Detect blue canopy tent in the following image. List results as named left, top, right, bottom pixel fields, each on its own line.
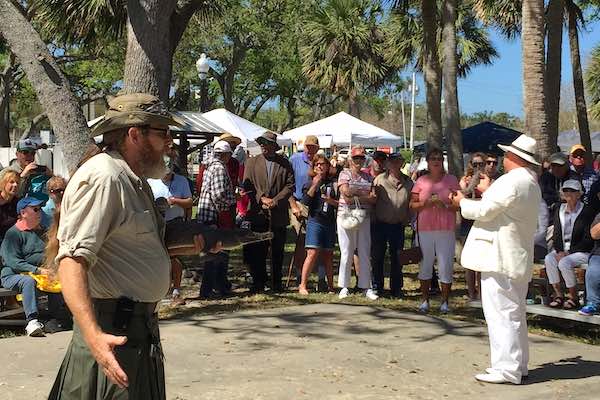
left=413, top=121, right=522, bottom=154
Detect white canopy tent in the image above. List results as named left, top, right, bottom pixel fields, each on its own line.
left=282, top=111, right=403, bottom=148
left=201, top=108, right=291, bottom=148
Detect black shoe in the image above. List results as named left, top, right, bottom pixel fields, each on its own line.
left=43, top=318, right=70, bottom=334
left=317, top=279, right=328, bottom=292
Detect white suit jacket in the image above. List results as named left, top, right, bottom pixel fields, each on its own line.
left=460, top=167, right=542, bottom=281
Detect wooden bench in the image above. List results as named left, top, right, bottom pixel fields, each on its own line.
left=0, top=287, right=26, bottom=326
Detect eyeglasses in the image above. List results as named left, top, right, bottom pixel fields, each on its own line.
left=562, top=189, right=579, bottom=193
left=145, top=126, right=170, bottom=139
left=50, top=188, right=65, bottom=194
left=486, top=160, right=498, bottom=165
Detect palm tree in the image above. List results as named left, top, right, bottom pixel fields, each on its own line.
left=442, top=0, right=462, bottom=176
left=421, top=0, right=443, bottom=148
left=300, top=0, right=392, bottom=117
left=522, top=0, right=550, bottom=158
left=587, top=44, right=600, bottom=120
left=545, top=0, right=565, bottom=151
left=565, top=0, right=592, bottom=166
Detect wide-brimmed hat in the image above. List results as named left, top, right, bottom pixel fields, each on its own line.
left=498, top=135, right=540, bottom=166
left=256, top=131, right=280, bottom=149
left=90, top=93, right=183, bottom=137
left=218, top=132, right=242, bottom=147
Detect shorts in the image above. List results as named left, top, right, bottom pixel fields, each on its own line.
left=305, top=218, right=336, bottom=250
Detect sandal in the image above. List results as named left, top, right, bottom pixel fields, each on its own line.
left=563, top=298, right=580, bottom=310
left=549, top=297, right=564, bottom=308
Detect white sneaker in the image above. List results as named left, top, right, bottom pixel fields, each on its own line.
left=25, top=319, right=45, bottom=337
left=364, top=289, right=378, bottom=300
left=338, top=287, right=349, bottom=299
left=418, top=301, right=430, bottom=313
left=440, top=301, right=450, bottom=314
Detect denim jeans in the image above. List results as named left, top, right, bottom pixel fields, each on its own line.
left=200, top=252, right=230, bottom=296
left=586, top=255, right=600, bottom=306
left=371, top=222, right=405, bottom=294
left=1, top=274, right=38, bottom=321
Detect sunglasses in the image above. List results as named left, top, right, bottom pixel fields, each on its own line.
left=571, top=154, right=585, bottom=159
left=472, top=161, right=485, bottom=167
left=428, top=157, right=444, bottom=161
left=352, top=156, right=365, bottom=160
left=486, top=160, right=498, bottom=165
left=50, top=188, right=65, bottom=194
left=562, top=188, right=579, bottom=193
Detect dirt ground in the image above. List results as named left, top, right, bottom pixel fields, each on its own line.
left=1, top=303, right=600, bottom=400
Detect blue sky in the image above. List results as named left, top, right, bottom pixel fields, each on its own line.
left=411, top=20, right=600, bottom=117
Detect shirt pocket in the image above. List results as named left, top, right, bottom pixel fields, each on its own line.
left=473, top=229, right=495, bottom=244
left=133, top=211, right=156, bottom=235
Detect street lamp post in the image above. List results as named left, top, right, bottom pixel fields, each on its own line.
left=195, top=53, right=210, bottom=112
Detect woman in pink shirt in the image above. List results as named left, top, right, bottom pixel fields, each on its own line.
left=409, top=148, right=460, bottom=313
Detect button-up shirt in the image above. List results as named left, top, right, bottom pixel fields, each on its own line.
left=373, top=171, right=413, bottom=224
left=57, top=151, right=171, bottom=302
left=197, top=157, right=236, bottom=224
left=290, top=151, right=311, bottom=200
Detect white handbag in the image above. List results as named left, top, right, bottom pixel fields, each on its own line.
left=339, top=197, right=367, bottom=230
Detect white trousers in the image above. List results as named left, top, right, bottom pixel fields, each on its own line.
left=544, top=250, right=589, bottom=287
left=481, top=272, right=529, bottom=384
left=337, top=216, right=372, bottom=289
left=417, top=231, right=455, bottom=284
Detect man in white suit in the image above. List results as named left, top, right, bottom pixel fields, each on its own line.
left=449, top=135, right=541, bottom=385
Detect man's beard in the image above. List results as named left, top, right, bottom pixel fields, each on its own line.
left=140, top=145, right=169, bottom=179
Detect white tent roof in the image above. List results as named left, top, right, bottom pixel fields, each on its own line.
left=282, top=112, right=403, bottom=148
left=201, top=108, right=291, bottom=148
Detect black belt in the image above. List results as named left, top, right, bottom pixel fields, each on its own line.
left=92, top=298, right=157, bottom=317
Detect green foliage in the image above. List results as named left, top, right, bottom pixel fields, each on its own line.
left=460, top=110, right=524, bottom=130
left=586, top=43, right=600, bottom=120
left=384, top=2, right=498, bottom=77
left=300, top=0, right=393, bottom=101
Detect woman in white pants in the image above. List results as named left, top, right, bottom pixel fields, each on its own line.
left=336, top=146, right=377, bottom=300
left=545, top=179, right=595, bottom=309
left=409, top=147, right=460, bottom=313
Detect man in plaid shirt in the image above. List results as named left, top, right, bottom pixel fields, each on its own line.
left=197, top=140, right=236, bottom=297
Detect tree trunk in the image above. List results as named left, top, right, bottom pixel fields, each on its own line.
left=442, top=0, right=463, bottom=177
left=522, top=0, right=550, bottom=159
left=348, top=94, right=360, bottom=118
left=0, top=0, right=91, bottom=171
left=0, top=54, right=16, bottom=147
left=283, top=96, right=297, bottom=131
left=544, top=0, right=564, bottom=152
left=422, top=0, right=443, bottom=149
left=122, top=0, right=177, bottom=102
left=567, top=5, right=592, bottom=167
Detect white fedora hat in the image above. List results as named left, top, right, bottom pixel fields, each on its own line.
left=498, top=135, right=540, bottom=166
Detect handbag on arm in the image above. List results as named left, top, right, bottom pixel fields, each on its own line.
left=397, top=212, right=422, bottom=265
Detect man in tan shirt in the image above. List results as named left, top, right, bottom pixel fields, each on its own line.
left=371, top=153, right=413, bottom=297
left=49, top=93, right=214, bottom=400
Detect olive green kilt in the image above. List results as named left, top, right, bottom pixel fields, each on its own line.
left=48, top=303, right=165, bottom=400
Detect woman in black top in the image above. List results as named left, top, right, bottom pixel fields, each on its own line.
left=298, top=155, right=338, bottom=294
left=0, top=170, right=20, bottom=242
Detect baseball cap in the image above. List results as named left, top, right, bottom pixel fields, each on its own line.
left=304, top=135, right=319, bottom=147
left=17, top=139, right=37, bottom=152
left=388, top=152, right=405, bottom=161
left=548, top=152, right=568, bottom=166
left=570, top=144, right=586, bottom=154
left=16, top=197, right=44, bottom=214
left=213, top=140, right=232, bottom=153
left=562, top=179, right=583, bottom=192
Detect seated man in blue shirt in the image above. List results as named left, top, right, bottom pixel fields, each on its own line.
left=0, top=197, right=64, bottom=336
